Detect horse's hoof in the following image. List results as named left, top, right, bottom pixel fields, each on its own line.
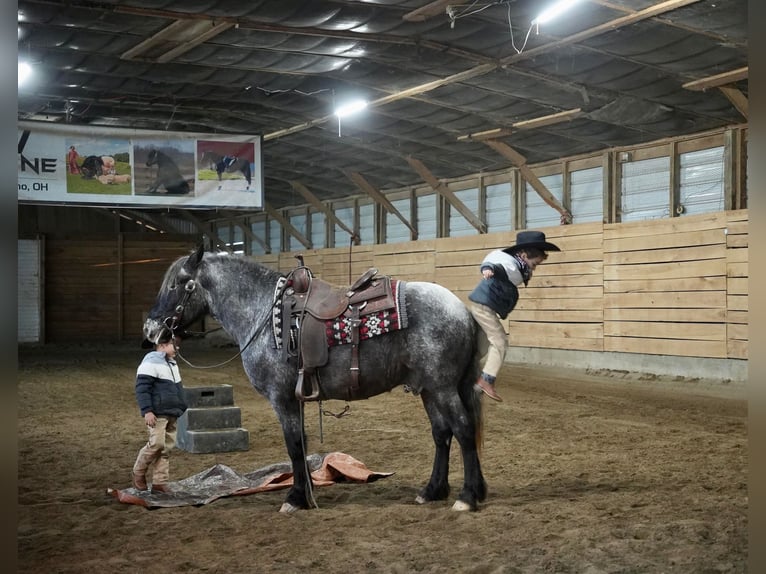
left=414, top=495, right=427, bottom=505
left=279, top=502, right=300, bottom=513
left=451, top=500, right=473, bottom=512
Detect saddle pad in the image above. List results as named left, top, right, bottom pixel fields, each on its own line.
left=325, top=279, right=408, bottom=347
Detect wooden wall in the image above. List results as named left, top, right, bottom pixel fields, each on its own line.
left=36, top=211, right=748, bottom=362
left=42, top=234, right=197, bottom=342
left=257, top=211, right=748, bottom=361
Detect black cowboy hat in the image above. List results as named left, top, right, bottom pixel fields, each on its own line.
left=502, top=230, right=561, bottom=255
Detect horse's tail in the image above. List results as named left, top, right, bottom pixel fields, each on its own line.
left=459, top=319, right=484, bottom=454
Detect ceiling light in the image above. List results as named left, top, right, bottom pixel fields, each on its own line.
left=532, top=0, right=581, bottom=25
left=334, top=99, right=368, bottom=119
left=18, top=61, right=32, bottom=86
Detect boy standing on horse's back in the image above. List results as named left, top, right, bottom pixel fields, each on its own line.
left=468, top=230, right=560, bottom=402
left=131, top=333, right=187, bottom=493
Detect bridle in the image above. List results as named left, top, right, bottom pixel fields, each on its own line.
left=160, top=270, right=273, bottom=370
left=162, top=277, right=197, bottom=336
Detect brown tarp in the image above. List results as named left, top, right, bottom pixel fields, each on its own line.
left=107, top=452, right=394, bottom=508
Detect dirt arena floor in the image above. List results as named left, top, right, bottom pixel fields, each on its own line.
left=17, top=342, right=747, bottom=573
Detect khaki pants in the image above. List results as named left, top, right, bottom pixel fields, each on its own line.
left=132, top=416, right=178, bottom=485
left=469, top=302, right=508, bottom=379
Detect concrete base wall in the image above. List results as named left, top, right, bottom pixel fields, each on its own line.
left=504, top=347, right=747, bottom=384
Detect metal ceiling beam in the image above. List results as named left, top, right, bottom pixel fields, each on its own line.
left=718, top=86, right=748, bottom=119
left=682, top=67, right=749, bottom=91
left=289, top=181, right=360, bottom=244
left=156, top=22, right=235, bottom=63
left=682, top=66, right=749, bottom=119
left=344, top=171, right=418, bottom=239
left=404, top=157, right=487, bottom=234
left=482, top=141, right=572, bottom=224
left=456, top=108, right=583, bottom=141
left=402, top=0, right=452, bottom=22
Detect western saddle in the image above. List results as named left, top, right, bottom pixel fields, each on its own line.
left=281, top=262, right=396, bottom=401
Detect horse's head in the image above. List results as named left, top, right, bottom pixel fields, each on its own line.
left=143, top=245, right=208, bottom=344
left=145, top=148, right=159, bottom=167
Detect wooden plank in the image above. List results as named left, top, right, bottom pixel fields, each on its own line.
left=521, top=286, right=604, bottom=299
left=604, top=276, right=726, bottom=293
left=605, top=291, right=725, bottom=308
left=529, top=274, right=605, bottom=288
left=726, top=235, right=748, bottom=248
left=727, top=294, right=748, bottom=311
left=604, top=213, right=726, bottom=239
left=604, top=228, right=726, bottom=253
left=511, top=335, right=604, bottom=351
left=512, top=309, right=603, bottom=322
left=516, top=298, right=605, bottom=311
left=434, top=234, right=514, bottom=253
left=726, top=210, right=748, bottom=222
left=604, top=308, right=725, bottom=322
left=604, top=321, right=726, bottom=341
left=604, top=337, right=726, bottom=358
left=725, top=220, right=749, bottom=235
left=603, top=259, right=725, bottom=281
left=374, top=240, right=436, bottom=256
left=509, top=322, right=602, bottom=339
left=538, top=261, right=603, bottom=276
left=727, top=340, right=748, bottom=359
left=726, top=310, right=748, bottom=324
left=727, top=323, right=748, bottom=341
left=726, top=250, right=748, bottom=264
left=727, top=277, right=748, bottom=295
left=543, top=247, right=604, bottom=263
left=727, top=262, right=748, bottom=276
left=603, top=243, right=726, bottom=265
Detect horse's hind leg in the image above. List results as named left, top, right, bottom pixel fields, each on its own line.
left=243, top=164, right=252, bottom=190
left=452, top=386, right=487, bottom=509
left=422, top=390, right=486, bottom=511
left=416, top=396, right=453, bottom=504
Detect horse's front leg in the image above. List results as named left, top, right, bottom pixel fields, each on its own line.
left=276, top=400, right=314, bottom=513
left=146, top=178, right=160, bottom=193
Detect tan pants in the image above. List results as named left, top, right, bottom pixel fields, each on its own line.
left=469, top=302, right=508, bottom=379
left=132, top=416, right=178, bottom=485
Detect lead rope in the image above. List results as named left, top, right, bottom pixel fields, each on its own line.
left=299, top=400, right=319, bottom=509
left=174, top=311, right=270, bottom=370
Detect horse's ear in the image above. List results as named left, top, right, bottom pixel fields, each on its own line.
left=184, top=244, right=205, bottom=271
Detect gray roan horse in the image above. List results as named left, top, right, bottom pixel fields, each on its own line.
left=143, top=246, right=487, bottom=512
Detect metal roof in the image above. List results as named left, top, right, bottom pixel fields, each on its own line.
left=17, top=0, right=748, bottom=214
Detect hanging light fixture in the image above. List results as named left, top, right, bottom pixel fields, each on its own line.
left=532, top=0, right=582, bottom=25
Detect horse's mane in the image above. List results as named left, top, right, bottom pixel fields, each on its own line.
left=158, top=251, right=282, bottom=294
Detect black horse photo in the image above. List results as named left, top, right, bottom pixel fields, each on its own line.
left=199, top=150, right=252, bottom=191
left=145, top=148, right=191, bottom=195
left=143, top=247, right=487, bottom=513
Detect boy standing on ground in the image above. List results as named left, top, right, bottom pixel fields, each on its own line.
left=132, top=334, right=187, bottom=493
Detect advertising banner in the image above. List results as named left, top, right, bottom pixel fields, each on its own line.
left=18, top=121, right=264, bottom=210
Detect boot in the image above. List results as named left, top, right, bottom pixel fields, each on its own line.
left=131, top=471, right=147, bottom=490
left=475, top=377, right=502, bottom=402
